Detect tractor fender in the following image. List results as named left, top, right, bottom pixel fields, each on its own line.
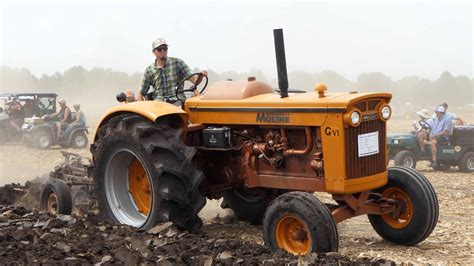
left=93, top=101, right=188, bottom=141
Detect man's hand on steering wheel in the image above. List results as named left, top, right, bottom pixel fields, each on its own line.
left=175, top=72, right=209, bottom=103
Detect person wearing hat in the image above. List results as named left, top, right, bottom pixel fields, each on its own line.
left=69, top=104, right=86, bottom=127
left=412, top=109, right=433, bottom=133
left=46, top=99, right=72, bottom=140
left=431, top=103, right=465, bottom=126
left=136, top=37, right=208, bottom=105
left=423, top=105, right=453, bottom=168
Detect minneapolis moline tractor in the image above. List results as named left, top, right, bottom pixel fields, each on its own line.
left=47, top=29, right=439, bottom=255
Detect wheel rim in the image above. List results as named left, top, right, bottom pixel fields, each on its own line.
left=467, top=157, right=474, bottom=170
left=39, top=135, right=50, bottom=148
left=403, top=156, right=414, bottom=168
left=276, top=215, right=311, bottom=255
left=381, top=187, right=413, bottom=229
left=46, top=192, right=58, bottom=215
left=105, top=148, right=153, bottom=228
left=74, top=135, right=86, bottom=147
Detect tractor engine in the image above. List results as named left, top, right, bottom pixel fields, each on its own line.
left=188, top=125, right=324, bottom=199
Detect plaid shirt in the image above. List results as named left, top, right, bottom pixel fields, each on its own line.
left=139, top=57, right=192, bottom=101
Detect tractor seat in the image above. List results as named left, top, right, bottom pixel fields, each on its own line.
left=201, top=79, right=274, bottom=100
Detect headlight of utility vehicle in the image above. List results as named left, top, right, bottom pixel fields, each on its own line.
left=393, top=139, right=400, bottom=144
left=380, top=105, right=391, bottom=121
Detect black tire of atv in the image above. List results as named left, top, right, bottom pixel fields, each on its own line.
left=71, top=131, right=88, bottom=149
left=458, top=151, right=474, bottom=173
left=368, top=166, right=439, bottom=245
left=263, top=191, right=338, bottom=254
left=90, top=114, right=205, bottom=232
left=393, top=150, right=417, bottom=169
left=39, top=179, right=73, bottom=215
left=221, top=189, right=268, bottom=225
left=34, top=130, right=53, bottom=149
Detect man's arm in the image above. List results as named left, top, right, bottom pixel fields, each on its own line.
left=437, top=118, right=453, bottom=137
left=137, top=69, right=151, bottom=101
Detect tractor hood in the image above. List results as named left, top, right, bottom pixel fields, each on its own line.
left=186, top=79, right=392, bottom=111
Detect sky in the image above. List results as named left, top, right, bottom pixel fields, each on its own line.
left=0, top=1, right=472, bottom=81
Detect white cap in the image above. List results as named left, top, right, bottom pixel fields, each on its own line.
left=152, top=38, right=167, bottom=49
left=435, top=105, right=446, bottom=113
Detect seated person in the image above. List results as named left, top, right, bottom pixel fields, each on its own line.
left=46, top=99, right=72, bottom=140
left=421, top=105, right=453, bottom=168
left=63, top=104, right=86, bottom=137
left=411, top=109, right=432, bottom=133
left=22, top=99, right=37, bottom=118
left=7, top=100, right=25, bottom=134
left=432, top=103, right=465, bottom=126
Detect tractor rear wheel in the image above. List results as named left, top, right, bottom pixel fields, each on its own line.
left=263, top=191, right=338, bottom=255
left=368, top=166, right=438, bottom=245
left=221, top=188, right=268, bottom=225
left=39, top=179, right=72, bottom=215
left=393, top=150, right=417, bottom=168
left=91, top=114, right=205, bottom=231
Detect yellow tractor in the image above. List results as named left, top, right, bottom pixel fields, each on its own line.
left=90, top=29, right=438, bottom=255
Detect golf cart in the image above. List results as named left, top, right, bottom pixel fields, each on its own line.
left=387, top=120, right=474, bottom=172
left=0, top=93, right=58, bottom=143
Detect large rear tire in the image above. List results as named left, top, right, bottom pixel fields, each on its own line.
left=263, top=191, right=338, bottom=255
left=39, top=179, right=72, bottom=215
left=221, top=188, right=268, bottom=225
left=368, top=166, right=438, bottom=245
left=91, top=114, right=205, bottom=232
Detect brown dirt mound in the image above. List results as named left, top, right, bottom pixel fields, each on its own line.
left=0, top=204, right=393, bottom=265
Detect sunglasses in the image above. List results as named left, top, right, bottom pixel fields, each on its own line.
left=155, top=46, right=168, bottom=52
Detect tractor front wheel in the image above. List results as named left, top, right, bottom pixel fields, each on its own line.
left=368, top=166, right=439, bottom=245
left=91, top=114, right=205, bottom=231
left=263, top=192, right=338, bottom=255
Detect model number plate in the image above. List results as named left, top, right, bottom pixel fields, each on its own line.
left=358, top=132, right=379, bottom=157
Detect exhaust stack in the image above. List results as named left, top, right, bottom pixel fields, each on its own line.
left=273, top=29, right=289, bottom=98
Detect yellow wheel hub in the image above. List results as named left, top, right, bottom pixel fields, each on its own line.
left=381, top=187, right=413, bottom=229
left=128, top=158, right=151, bottom=215
left=276, top=215, right=311, bottom=255
left=46, top=192, right=58, bottom=215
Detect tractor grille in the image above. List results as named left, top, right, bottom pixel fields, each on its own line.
left=345, top=120, right=387, bottom=179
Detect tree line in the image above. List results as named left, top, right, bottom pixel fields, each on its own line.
left=0, top=66, right=472, bottom=107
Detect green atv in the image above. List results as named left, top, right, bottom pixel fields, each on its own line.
left=387, top=122, right=474, bottom=172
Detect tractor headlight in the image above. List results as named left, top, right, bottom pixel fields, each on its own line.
left=344, top=109, right=362, bottom=127
left=380, top=105, right=391, bottom=121
left=351, top=111, right=360, bottom=125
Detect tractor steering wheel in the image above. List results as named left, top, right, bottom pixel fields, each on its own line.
left=175, top=73, right=208, bottom=103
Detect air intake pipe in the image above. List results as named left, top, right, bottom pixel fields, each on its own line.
left=273, top=29, right=289, bottom=98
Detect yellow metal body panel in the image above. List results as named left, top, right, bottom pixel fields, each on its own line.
left=185, top=89, right=392, bottom=194
left=93, top=101, right=188, bottom=141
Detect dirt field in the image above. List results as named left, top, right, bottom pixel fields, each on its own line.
left=0, top=119, right=473, bottom=264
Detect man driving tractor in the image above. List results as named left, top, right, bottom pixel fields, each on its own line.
left=136, top=37, right=208, bottom=105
